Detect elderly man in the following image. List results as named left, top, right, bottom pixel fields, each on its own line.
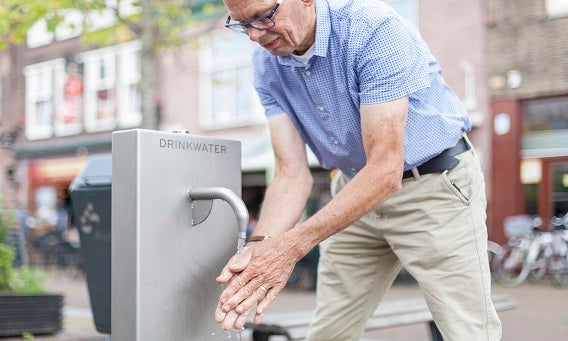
left=214, top=0, right=502, bottom=339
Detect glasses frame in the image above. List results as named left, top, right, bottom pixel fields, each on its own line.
left=225, top=0, right=283, bottom=34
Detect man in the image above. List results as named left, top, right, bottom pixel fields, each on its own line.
left=215, top=0, right=502, bottom=339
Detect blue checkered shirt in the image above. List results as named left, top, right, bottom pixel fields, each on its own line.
left=253, top=0, right=471, bottom=177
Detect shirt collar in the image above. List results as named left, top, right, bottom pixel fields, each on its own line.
left=313, top=0, right=330, bottom=58
left=277, top=0, right=330, bottom=66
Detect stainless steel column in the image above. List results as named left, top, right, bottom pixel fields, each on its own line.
left=112, top=129, right=245, bottom=340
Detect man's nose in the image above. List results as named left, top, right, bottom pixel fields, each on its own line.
left=247, top=28, right=265, bottom=42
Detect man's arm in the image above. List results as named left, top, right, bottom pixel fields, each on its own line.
left=214, top=113, right=313, bottom=330
left=215, top=97, right=408, bottom=330
left=251, top=114, right=314, bottom=238
left=289, top=97, right=408, bottom=255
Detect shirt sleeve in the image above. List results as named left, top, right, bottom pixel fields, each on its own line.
left=252, top=48, right=286, bottom=118
left=357, top=16, right=432, bottom=105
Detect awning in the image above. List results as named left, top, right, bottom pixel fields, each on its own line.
left=29, top=157, right=88, bottom=185
left=240, top=136, right=320, bottom=172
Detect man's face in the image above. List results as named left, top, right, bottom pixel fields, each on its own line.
left=224, top=0, right=316, bottom=56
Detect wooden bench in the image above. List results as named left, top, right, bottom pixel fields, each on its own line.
left=244, top=294, right=517, bottom=341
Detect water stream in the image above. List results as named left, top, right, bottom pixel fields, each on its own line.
left=212, top=237, right=249, bottom=339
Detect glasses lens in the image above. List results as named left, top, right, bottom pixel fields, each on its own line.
left=250, top=17, right=275, bottom=30
left=226, top=24, right=249, bottom=34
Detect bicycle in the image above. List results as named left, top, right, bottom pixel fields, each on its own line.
left=498, top=215, right=544, bottom=287
left=487, top=240, right=505, bottom=281
left=549, top=214, right=568, bottom=288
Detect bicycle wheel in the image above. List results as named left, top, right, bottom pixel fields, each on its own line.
left=498, top=244, right=530, bottom=287
left=550, top=256, right=568, bottom=288
left=487, top=241, right=504, bottom=281
left=527, top=248, right=549, bottom=283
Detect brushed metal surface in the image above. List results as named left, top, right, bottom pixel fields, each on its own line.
left=112, top=129, right=243, bottom=340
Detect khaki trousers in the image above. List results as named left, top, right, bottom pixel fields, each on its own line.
left=306, top=143, right=502, bottom=341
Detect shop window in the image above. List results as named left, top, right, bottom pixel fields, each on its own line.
left=34, top=186, right=58, bottom=226
left=552, top=162, right=568, bottom=216
left=546, top=0, right=568, bottom=18
left=199, top=33, right=264, bottom=130
left=23, top=59, right=66, bottom=140
left=522, top=96, right=568, bottom=155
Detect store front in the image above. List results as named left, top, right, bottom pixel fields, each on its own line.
left=491, top=96, right=568, bottom=243
left=26, top=156, right=87, bottom=238
left=521, top=96, right=568, bottom=219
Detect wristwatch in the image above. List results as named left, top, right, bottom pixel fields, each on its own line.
left=248, top=235, right=271, bottom=242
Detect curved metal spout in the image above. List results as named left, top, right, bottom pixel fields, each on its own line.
left=187, top=187, right=248, bottom=240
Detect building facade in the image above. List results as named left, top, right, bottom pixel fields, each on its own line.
left=487, top=0, right=568, bottom=242
left=1, top=0, right=493, bottom=244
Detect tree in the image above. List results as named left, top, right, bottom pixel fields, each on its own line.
left=0, top=0, right=225, bottom=129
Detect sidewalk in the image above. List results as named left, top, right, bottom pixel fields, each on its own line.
left=10, top=269, right=568, bottom=340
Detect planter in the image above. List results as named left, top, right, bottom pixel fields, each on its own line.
left=0, top=293, right=63, bottom=337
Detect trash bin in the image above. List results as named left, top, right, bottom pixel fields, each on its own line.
left=69, top=154, right=112, bottom=334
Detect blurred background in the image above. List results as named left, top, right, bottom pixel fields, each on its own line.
left=0, top=0, right=567, bottom=339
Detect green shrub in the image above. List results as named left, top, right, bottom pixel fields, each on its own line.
left=9, top=267, right=47, bottom=294
left=0, top=209, right=15, bottom=293
left=0, top=206, right=46, bottom=294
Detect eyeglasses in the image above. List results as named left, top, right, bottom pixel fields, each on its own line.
left=225, top=0, right=284, bottom=35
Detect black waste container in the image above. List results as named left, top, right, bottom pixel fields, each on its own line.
left=69, top=154, right=111, bottom=334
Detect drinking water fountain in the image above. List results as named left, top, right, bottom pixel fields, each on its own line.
left=112, top=129, right=248, bottom=340
left=187, top=186, right=248, bottom=241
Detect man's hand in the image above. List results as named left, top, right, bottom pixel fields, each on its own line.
left=214, top=236, right=299, bottom=330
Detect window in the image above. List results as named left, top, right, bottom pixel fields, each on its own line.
left=81, top=48, right=117, bottom=131
left=27, top=19, right=55, bottom=49
left=546, top=0, right=568, bottom=18
left=23, top=59, right=66, bottom=140
left=116, top=41, right=142, bottom=128
left=26, top=0, right=140, bottom=48
left=199, top=33, right=264, bottom=129
left=56, top=61, right=83, bottom=136
left=55, top=9, right=83, bottom=41
left=522, top=96, right=568, bottom=154
left=78, top=41, right=142, bottom=132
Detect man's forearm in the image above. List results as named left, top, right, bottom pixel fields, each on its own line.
left=286, top=162, right=402, bottom=257
left=251, top=170, right=313, bottom=238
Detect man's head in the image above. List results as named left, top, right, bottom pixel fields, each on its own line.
left=223, top=0, right=316, bottom=56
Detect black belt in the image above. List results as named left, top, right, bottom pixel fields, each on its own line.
left=402, top=137, right=470, bottom=179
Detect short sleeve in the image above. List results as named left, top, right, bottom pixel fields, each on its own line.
left=253, top=48, right=285, bottom=118
left=357, top=16, right=431, bottom=105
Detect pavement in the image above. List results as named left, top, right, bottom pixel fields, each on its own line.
left=4, top=269, right=567, bottom=340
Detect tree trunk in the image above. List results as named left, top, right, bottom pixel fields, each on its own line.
left=140, top=0, right=157, bottom=130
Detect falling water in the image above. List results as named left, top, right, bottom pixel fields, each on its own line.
left=237, top=237, right=247, bottom=256
left=211, top=237, right=248, bottom=339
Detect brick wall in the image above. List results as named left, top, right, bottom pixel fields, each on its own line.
left=487, top=0, right=568, bottom=99
left=420, top=0, right=493, bottom=191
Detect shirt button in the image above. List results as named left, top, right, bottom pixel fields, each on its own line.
left=305, top=70, right=311, bottom=76
left=333, top=139, right=339, bottom=145
left=351, top=168, right=356, bottom=173
left=318, top=106, right=325, bottom=112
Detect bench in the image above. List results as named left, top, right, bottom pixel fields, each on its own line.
left=244, top=294, right=517, bottom=341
